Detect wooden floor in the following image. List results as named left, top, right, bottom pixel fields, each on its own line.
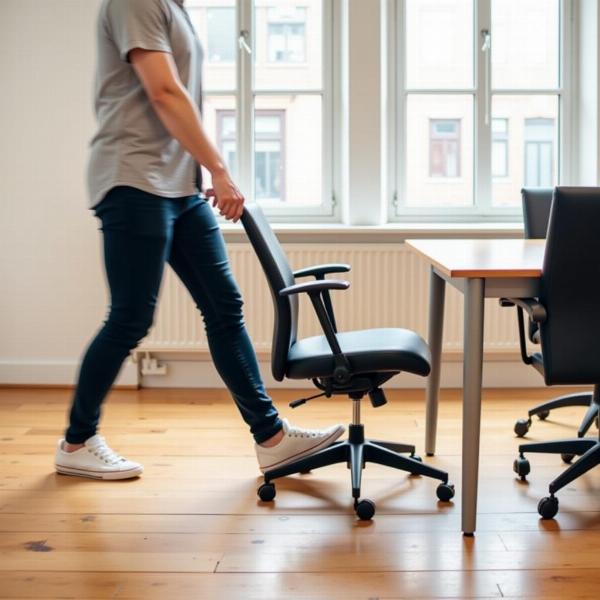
left=0, top=386, right=599, bottom=599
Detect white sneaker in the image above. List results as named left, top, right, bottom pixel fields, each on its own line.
left=255, top=418, right=345, bottom=474
left=55, top=434, right=143, bottom=480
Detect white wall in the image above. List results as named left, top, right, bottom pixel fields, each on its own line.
left=0, top=0, right=137, bottom=385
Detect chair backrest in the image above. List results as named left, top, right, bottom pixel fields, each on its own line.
left=539, top=187, right=600, bottom=384
left=241, top=204, right=298, bottom=381
left=521, top=188, right=553, bottom=239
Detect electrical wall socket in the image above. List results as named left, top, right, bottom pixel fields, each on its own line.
left=140, top=355, right=168, bottom=376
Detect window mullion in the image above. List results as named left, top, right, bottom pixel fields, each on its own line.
left=322, top=0, right=335, bottom=217
left=396, top=0, right=407, bottom=212
left=559, top=0, right=573, bottom=184
left=475, top=0, right=491, bottom=212
left=385, top=0, right=398, bottom=218
left=237, top=0, right=254, bottom=199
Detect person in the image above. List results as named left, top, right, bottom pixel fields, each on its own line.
left=54, top=0, right=344, bottom=480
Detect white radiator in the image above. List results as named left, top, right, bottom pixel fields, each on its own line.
left=140, top=243, right=520, bottom=356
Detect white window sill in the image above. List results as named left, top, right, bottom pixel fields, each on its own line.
left=221, top=221, right=524, bottom=243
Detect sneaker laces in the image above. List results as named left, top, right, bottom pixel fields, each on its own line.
left=87, top=437, right=125, bottom=465
left=286, top=424, right=320, bottom=439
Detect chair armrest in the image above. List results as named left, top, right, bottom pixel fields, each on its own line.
left=293, top=263, right=351, bottom=279
left=500, top=297, right=546, bottom=366
left=280, top=279, right=350, bottom=296
left=279, top=280, right=352, bottom=382
left=290, top=265, right=350, bottom=332
left=499, top=298, right=547, bottom=323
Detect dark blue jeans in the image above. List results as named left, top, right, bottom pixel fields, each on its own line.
left=66, top=186, right=282, bottom=444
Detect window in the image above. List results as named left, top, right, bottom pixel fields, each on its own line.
left=492, top=118, right=509, bottom=178
left=393, top=0, right=565, bottom=220
left=218, top=110, right=286, bottom=201
left=186, top=1, right=333, bottom=221
left=430, top=119, right=461, bottom=178
left=267, top=7, right=307, bottom=63
left=524, top=118, right=555, bottom=187
left=206, top=8, right=235, bottom=63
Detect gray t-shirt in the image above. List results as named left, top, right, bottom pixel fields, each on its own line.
left=88, top=0, right=203, bottom=207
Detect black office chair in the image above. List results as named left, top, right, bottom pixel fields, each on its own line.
left=507, top=187, right=600, bottom=519
left=241, top=204, right=454, bottom=520
left=511, top=188, right=599, bottom=443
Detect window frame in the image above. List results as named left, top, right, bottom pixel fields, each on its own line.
left=189, top=0, right=338, bottom=223
left=388, top=0, right=573, bottom=223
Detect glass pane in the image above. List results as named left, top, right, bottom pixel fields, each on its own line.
left=491, top=95, right=558, bottom=207
left=492, top=0, right=560, bottom=89
left=405, top=0, right=473, bottom=89
left=492, top=141, right=508, bottom=178
left=254, top=0, right=322, bottom=90
left=187, top=1, right=236, bottom=91
left=256, top=115, right=281, bottom=135
left=199, top=95, right=237, bottom=190
left=254, top=94, right=322, bottom=206
left=404, top=95, right=474, bottom=208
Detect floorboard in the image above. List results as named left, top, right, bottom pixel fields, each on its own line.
left=0, top=387, right=598, bottom=599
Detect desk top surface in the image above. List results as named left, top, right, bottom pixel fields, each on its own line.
left=405, top=239, right=545, bottom=279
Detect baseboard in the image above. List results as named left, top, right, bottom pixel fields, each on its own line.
left=140, top=355, right=546, bottom=389
left=0, top=359, right=139, bottom=388
left=0, top=354, right=550, bottom=389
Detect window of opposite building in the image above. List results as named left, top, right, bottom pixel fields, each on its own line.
left=429, top=119, right=461, bottom=178
left=492, top=118, right=509, bottom=178
left=267, top=7, right=307, bottom=63
left=217, top=110, right=286, bottom=202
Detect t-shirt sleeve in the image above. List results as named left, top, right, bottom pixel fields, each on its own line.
left=105, top=0, right=172, bottom=62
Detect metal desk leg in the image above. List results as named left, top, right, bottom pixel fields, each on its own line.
left=462, top=278, right=485, bottom=536
left=425, top=268, right=446, bottom=456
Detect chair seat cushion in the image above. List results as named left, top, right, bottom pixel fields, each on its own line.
left=286, top=328, right=431, bottom=380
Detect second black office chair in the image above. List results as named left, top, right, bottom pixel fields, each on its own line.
left=508, top=187, right=600, bottom=518
left=242, top=204, right=454, bottom=520
left=511, top=188, right=599, bottom=445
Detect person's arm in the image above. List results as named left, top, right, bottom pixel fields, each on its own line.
left=129, top=48, right=244, bottom=222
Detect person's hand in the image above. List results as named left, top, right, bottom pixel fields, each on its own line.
left=205, top=170, right=245, bottom=223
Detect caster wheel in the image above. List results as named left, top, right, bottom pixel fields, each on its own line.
left=561, top=453, right=575, bottom=464
left=538, top=495, right=559, bottom=519
left=355, top=499, right=376, bottom=521
left=436, top=483, right=455, bottom=502
left=513, top=456, right=530, bottom=480
left=514, top=418, right=531, bottom=437
left=299, top=469, right=312, bottom=474
left=537, top=410, right=550, bottom=421
left=257, top=483, right=276, bottom=502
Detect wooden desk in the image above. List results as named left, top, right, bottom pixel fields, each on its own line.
left=406, top=239, right=545, bottom=535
